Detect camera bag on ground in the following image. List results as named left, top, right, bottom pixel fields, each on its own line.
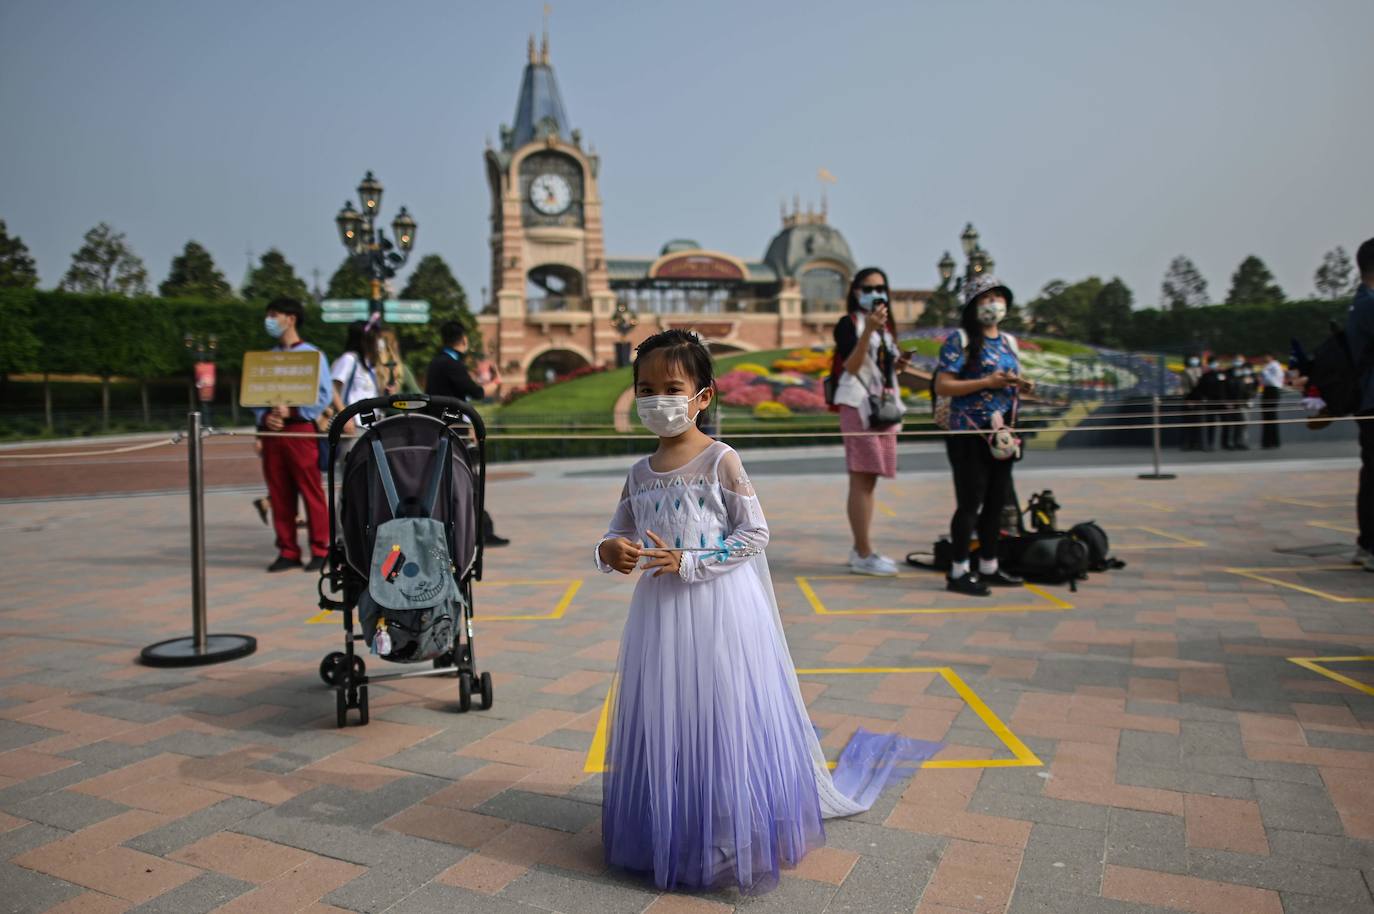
left=1002, top=532, right=1090, bottom=591
left=358, top=436, right=463, bottom=662
left=1069, top=521, right=1126, bottom=572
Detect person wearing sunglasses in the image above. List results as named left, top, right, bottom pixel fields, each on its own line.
left=828, top=267, right=913, bottom=576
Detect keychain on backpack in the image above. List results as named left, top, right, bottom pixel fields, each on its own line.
left=372, top=618, right=393, bottom=656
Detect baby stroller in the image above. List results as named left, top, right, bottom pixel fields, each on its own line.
left=316, top=393, right=492, bottom=727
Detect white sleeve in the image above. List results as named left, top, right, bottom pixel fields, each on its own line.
left=681, top=449, right=769, bottom=583
left=594, top=479, right=636, bottom=573
left=330, top=352, right=355, bottom=385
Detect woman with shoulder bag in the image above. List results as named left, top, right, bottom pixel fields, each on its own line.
left=828, top=267, right=913, bottom=576
left=933, top=274, right=1035, bottom=596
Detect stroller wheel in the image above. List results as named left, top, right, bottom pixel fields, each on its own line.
left=478, top=671, right=494, bottom=711
left=458, top=672, right=473, bottom=713
left=335, top=688, right=347, bottom=728
left=320, top=652, right=346, bottom=686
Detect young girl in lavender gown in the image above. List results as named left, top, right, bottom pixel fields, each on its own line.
left=595, top=330, right=941, bottom=894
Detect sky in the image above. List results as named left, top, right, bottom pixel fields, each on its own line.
left=1, top=0, right=1370, bottom=309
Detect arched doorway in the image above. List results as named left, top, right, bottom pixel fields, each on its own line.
left=526, top=264, right=585, bottom=313
left=526, top=347, right=591, bottom=384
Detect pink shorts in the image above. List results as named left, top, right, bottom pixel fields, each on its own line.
left=839, top=405, right=898, bottom=478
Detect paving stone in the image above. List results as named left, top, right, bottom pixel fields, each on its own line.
left=1184, top=848, right=1371, bottom=904
left=0, top=721, right=61, bottom=753
left=1115, top=763, right=1255, bottom=799
left=378, top=748, right=489, bottom=781
left=824, top=853, right=932, bottom=913
left=1266, top=830, right=1374, bottom=871
left=143, top=731, right=252, bottom=759
left=322, top=835, right=466, bottom=913
left=72, top=696, right=181, bottom=724
left=820, top=819, right=945, bottom=865
left=0, top=862, right=84, bottom=913
left=477, top=789, right=601, bottom=834
left=1017, top=822, right=1106, bottom=897
left=124, top=797, right=270, bottom=857
left=1105, top=809, right=1186, bottom=875
left=379, top=881, right=550, bottom=914
left=534, top=729, right=595, bottom=753
left=501, top=867, right=660, bottom=914
left=0, top=822, right=69, bottom=862
left=967, top=790, right=1110, bottom=831
left=125, top=871, right=254, bottom=914
left=1253, top=779, right=1346, bottom=835
left=0, top=762, right=112, bottom=811
left=1007, top=884, right=1182, bottom=914
left=1279, top=892, right=1374, bottom=914
left=59, top=740, right=163, bottom=769
left=11, top=789, right=127, bottom=831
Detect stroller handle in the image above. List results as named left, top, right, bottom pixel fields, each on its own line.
left=328, top=394, right=486, bottom=446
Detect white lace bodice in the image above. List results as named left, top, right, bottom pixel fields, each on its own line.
left=594, top=441, right=768, bottom=583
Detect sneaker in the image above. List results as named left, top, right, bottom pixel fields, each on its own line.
left=946, top=572, right=991, bottom=596
left=850, top=550, right=898, bottom=576
left=1353, top=547, right=1373, bottom=566
left=980, top=568, right=1025, bottom=587
left=267, top=556, right=302, bottom=573
left=303, top=555, right=326, bottom=573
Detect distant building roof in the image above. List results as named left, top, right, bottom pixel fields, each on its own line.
left=508, top=36, right=570, bottom=150
left=763, top=212, right=856, bottom=279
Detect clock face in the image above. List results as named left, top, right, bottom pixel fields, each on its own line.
left=530, top=173, right=572, bottom=215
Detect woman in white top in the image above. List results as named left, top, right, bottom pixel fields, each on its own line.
left=329, top=319, right=396, bottom=445
left=828, top=268, right=912, bottom=576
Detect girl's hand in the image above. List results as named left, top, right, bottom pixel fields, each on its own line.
left=863, top=304, right=888, bottom=335
left=598, top=537, right=642, bottom=575
left=896, top=351, right=914, bottom=371
left=985, top=370, right=1017, bottom=390
left=640, top=529, right=683, bottom=578
left=1016, top=375, right=1036, bottom=395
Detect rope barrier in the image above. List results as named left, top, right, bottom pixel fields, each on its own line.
left=0, top=435, right=183, bottom=460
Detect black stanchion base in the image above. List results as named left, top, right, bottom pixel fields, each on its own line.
left=1137, top=473, right=1178, bottom=480
left=140, top=634, right=257, bottom=668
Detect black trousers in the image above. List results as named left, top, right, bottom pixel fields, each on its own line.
left=1359, top=411, right=1374, bottom=552
left=1261, top=387, right=1280, bottom=448
left=946, top=434, right=1014, bottom=563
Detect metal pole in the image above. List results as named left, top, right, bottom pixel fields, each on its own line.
left=188, top=411, right=208, bottom=652
left=1138, top=394, right=1176, bottom=480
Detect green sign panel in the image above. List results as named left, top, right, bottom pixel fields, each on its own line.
left=321, top=299, right=431, bottom=324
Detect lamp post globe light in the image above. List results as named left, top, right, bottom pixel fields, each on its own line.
left=334, top=171, right=417, bottom=317
left=610, top=301, right=639, bottom=368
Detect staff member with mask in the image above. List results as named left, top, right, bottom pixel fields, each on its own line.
left=829, top=267, right=912, bottom=576
left=425, top=321, right=509, bottom=547
left=1259, top=353, right=1284, bottom=449
left=254, top=297, right=333, bottom=572
left=933, top=275, right=1034, bottom=596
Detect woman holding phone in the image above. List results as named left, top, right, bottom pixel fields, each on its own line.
left=933, top=274, right=1034, bottom=596
left=829, top=267, right=913, bottom=576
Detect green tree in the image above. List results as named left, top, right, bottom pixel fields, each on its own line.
left=1226, top=255, right=1285, bottom=306
left=0, top=289, right=41, bottom=375
left=917, top=288, right=958, bottom=328
left=242, top=248, right=310, bottom=302
left=326, top=255, right=371, bottom=299
left=398, top=254, right=478, bottom=369
left=0, top=219, right=39, bottom=289
left=1314, top=246, right=1355, bottom=300
left=159, top=240, right=234, bottom=301
left=1088, top=277, right=1133, bottom=347
left=1161, top=255, right=1208, bottom=311
left=60, top=223, right=148, bottom=295
left=1027, top=278, right=1102, bottom=339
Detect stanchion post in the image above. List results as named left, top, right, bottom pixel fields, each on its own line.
left=140, top=412, right=257, bottom=667
left=1138, top=395, right=1177, bottom=481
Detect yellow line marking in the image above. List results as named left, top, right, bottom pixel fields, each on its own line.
left=1308, top=520, right=1360, bottom=535
left=583, top=666, right=1040, bottom=773
left=1125, top=498, right=1176, bottom=513
left=305, top=609, right=334, bottom=624
left=796, top=574, right=1073, bottom=616
left=482, top=578, right=584, bottom=621
left=1286, top=656, right=1374, bottom=697
left=1222, top=566, right=1374, bottom=604
left=1267, top=495, right=1348, bottom=509
left=876, top=500, right=897, bottom=517
left=1113, top=526, right=1205, bottom=550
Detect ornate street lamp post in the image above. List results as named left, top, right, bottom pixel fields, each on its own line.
left=610, top=301, right=639, bottom=368
left=335, top=171, right=417, bottom=317
left=932, top=223, right=995, bottom=325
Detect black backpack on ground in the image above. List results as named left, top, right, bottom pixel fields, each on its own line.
left=1069, top=521, right=1126, bottom=572
left=1001, top=532, right=1090, bottom=592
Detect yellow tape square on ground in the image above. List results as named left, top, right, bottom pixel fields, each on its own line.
left=1112, top=526, right=1205, bottom=550
left=1286, top=656, right=1374, bottom=697
left=1223, top=566, right=1374, bottom=604
left=796, top=574, right=1073, bottom=616
left=583, top=666, right=1041, bottom=773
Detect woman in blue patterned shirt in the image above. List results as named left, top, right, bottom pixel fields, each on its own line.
left=933, top=275, right=1035, bottom=596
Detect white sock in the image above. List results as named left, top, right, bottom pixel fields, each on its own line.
left=979, top=557, right=1000, bottom=576
left=950, top=560, right=970, bottom=578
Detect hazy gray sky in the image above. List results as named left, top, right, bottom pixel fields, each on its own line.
left=2, top=0, right=1369, bottom=309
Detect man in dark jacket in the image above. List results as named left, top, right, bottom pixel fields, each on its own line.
left=1350, top=238, right=1374, bottom=571
left=1194, top=358, right=1226, bottom=452
left=426, top=321, right=509, bottom=547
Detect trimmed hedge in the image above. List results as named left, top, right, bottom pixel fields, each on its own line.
left=1122, top=299, right=1349, bottom=355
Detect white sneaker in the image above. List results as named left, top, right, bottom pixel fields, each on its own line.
left=1353, top=547, right=1372, bottom=566
left=850, top=550, right=898, bottom=576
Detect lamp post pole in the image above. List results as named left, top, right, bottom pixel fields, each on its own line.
left=610, top=301, right=639, bottom=368
left=335, top=172, right=418, bottom=319
left=933, top=223, right=994, bottom=325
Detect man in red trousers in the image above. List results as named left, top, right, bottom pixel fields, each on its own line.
left=253, top=297, right=333, bottom=572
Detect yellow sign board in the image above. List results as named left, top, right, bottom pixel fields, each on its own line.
left=239, top=350, right=322, bottom=407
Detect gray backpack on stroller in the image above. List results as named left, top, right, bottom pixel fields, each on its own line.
left=359, top=436, right=463, bottom=662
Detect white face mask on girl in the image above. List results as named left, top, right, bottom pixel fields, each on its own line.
left=636, top=389, right=706, bottom=438
left=976, top=299, right=1007, bottom=327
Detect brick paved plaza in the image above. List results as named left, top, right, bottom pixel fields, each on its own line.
left=1, top=445, right=1372, bottom=913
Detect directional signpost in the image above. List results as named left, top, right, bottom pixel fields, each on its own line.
left=321, top=299, right=431, bottom=324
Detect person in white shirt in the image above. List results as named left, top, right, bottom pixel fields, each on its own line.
left=1259, top=353, right=1285, bottom=449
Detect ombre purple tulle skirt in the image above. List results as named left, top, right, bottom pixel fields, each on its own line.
left=602, top=565, right=941, bottom=894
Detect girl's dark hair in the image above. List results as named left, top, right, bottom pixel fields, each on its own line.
left=846, top=267, right=897, bottom=333
left=342, top=320, right=379, bottom=363
left=959, top=297, right=986, bottom=375
left=632, top=329, right=716, bottom=430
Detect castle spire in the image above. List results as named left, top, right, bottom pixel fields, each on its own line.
left=541, top=4, right=551, bottom=64
left=527, top=34, right=536, bottom=65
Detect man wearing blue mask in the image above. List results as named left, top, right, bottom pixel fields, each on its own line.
left=253, top=297, right=333, bottom=572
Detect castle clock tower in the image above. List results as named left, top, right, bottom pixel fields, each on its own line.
left=479, top=32, right=615, bottom=380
